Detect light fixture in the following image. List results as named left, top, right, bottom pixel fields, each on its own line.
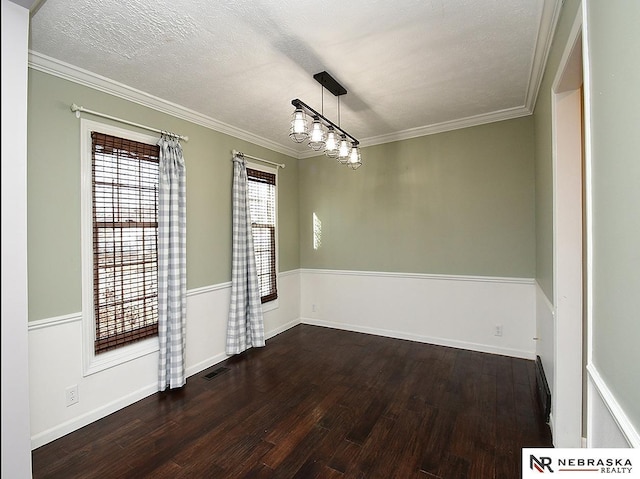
left=337, top=136, right=351, bottom=164
left=324, top=127, right=339, bottom=158
left=290, top=71, right=362, bottom=169
left=347, top=144, right=362, bottom=170
left=289, top=107, right=309, bottom=143
left=308, top=117, right=326, bottom=151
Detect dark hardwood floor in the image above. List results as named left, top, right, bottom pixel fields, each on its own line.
left=32, top=324, right=552, bottom=479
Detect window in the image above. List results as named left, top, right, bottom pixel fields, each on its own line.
left=81, top=119, right=161, bottom=374
left=247, top=166, right=278, bottom=303
left=91, top=132, right=159, bottom=353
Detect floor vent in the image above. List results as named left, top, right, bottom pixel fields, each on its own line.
left=535, top=355, right=551, bottom=423
left=203, top=367, right=229, bottom=380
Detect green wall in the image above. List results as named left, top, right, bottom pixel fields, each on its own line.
left=299, top=117, right=535, bottom=277
left=28, top=68, right=538, bottom=320
left=586, top=0, right=640, bottom=431
left=27, top=70, right=299, bottom=321
left=533, top=0, right=581, bottom=301
left=533, top=0, right=640, bottom=434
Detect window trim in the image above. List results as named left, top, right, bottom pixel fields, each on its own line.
left=246, top=160, right=279, bottom=312
left=81, top=119, right=159, bottom=376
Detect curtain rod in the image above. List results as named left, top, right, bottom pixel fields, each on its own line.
left=70, top=104, right=189, bottom=142
left=232, top=150, right=285, bottom=169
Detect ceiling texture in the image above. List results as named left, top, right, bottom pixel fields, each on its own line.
left=27, top=0, right=562, bottom=158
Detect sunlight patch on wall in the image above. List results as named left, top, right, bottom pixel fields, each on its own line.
left=313, top=212, right=322, bottom=250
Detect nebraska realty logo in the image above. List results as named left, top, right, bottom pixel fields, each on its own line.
left=522, top=448, right=639, bottom=477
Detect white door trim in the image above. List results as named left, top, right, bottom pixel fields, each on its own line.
left=550, top=3, right=585, bottom=448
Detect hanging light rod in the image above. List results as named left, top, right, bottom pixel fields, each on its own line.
left=290, top=98, right=358, bottom=146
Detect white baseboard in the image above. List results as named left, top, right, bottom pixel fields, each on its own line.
left=302, top=318, right=534, bottom=359
left=185, top=318, right=300, bottom=380
left=30, top=383, right=157, bottom=449
left=266, top=318, right=301, bottom=340
left=300, top=269, right=537, bottom=361
left=185, top=352, right=230, bottom=379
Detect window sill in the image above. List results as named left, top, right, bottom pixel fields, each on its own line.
left=83, top=336, right=159, bottom=377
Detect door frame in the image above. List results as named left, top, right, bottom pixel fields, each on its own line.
left=550, top=4, right=585, bottom=447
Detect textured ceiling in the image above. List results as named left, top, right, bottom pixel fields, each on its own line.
left=28, top=0, right=561, bottom=157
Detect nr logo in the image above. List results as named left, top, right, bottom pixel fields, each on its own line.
left=530, top=455, right=554, bottom=473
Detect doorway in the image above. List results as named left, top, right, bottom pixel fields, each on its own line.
left=551, top=10, right=585, bottom=448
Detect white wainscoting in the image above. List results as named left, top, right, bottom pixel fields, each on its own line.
left=587, top=364, right=639, bottom=448
left=300, top=269, right=537, bottom=359
left=29, top=268, right=543, bottom=448
left=535, top=283, right=555, bottom=388
left=28, top=270, right=300, bottom=449
left=535, top=282, right=555, bottom=438
left=534, top=284, right=638, bottom=447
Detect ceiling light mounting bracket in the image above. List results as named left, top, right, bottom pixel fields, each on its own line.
left=313, top=71, right=347, bottom=97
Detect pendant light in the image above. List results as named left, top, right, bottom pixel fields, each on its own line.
left=308, top=117, right=326, bottom=151
left=337, top=135, right=351, bottom=164
left=289, top=107, right=309, bottom=143
left=347, top=144, right=362, bottom=169
left=308, top=87, right=327, bottom=151
left=324, top=127, right=339, bottom=158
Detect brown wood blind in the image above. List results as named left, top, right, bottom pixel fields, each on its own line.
left=91, top=132, right=160, bottom=354
left=247, top=168, right=278, bottom=303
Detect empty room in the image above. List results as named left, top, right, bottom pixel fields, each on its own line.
left=2, top=0, right=639, bottom=478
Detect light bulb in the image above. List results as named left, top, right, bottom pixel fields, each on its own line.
left=289, top=108, right=309, bottom=143
left=338, top=137, right=351, bottom=164
left=324, top=128, right=339, bottom=158
left=348, top=144, right=362, bottom=169
left=308, top=118, right=326, bottom=151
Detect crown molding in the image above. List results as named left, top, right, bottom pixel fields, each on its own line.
left=524, top=0, right=563, bottom=112
left=295, top=104, right=534, bottom=159
left=360, top=105, right=533, bottom=149
left=29, top=0, right=561, bottom=162
left=9, top=0, right=38, bottom=9
left=28, top=51, right=299, bottom=158
left=288, top=103, right=535, bottom=159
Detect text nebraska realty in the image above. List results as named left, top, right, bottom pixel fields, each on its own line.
left=557, top=457, right=632, bottom=474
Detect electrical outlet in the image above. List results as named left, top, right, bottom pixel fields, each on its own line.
left=495, top=325, right=503, bottom=337
left=66, top=385, right=79, bottom=406
left=312, top=304, right=317, bottom=313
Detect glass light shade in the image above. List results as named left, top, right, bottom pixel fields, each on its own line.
left=348, top=144, right=362, bottom=169
left=324, top=128, right=339, bottom=158
left=308, top=118, right=326, bottom=151
left=337, top=136, right=351, bottom=164
left=289, top=108, right=309, bottom=143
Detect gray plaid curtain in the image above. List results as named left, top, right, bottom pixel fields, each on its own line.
left=226, top=154, right=265, bottom=354
left=157, top=134, right=187, bottom=390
